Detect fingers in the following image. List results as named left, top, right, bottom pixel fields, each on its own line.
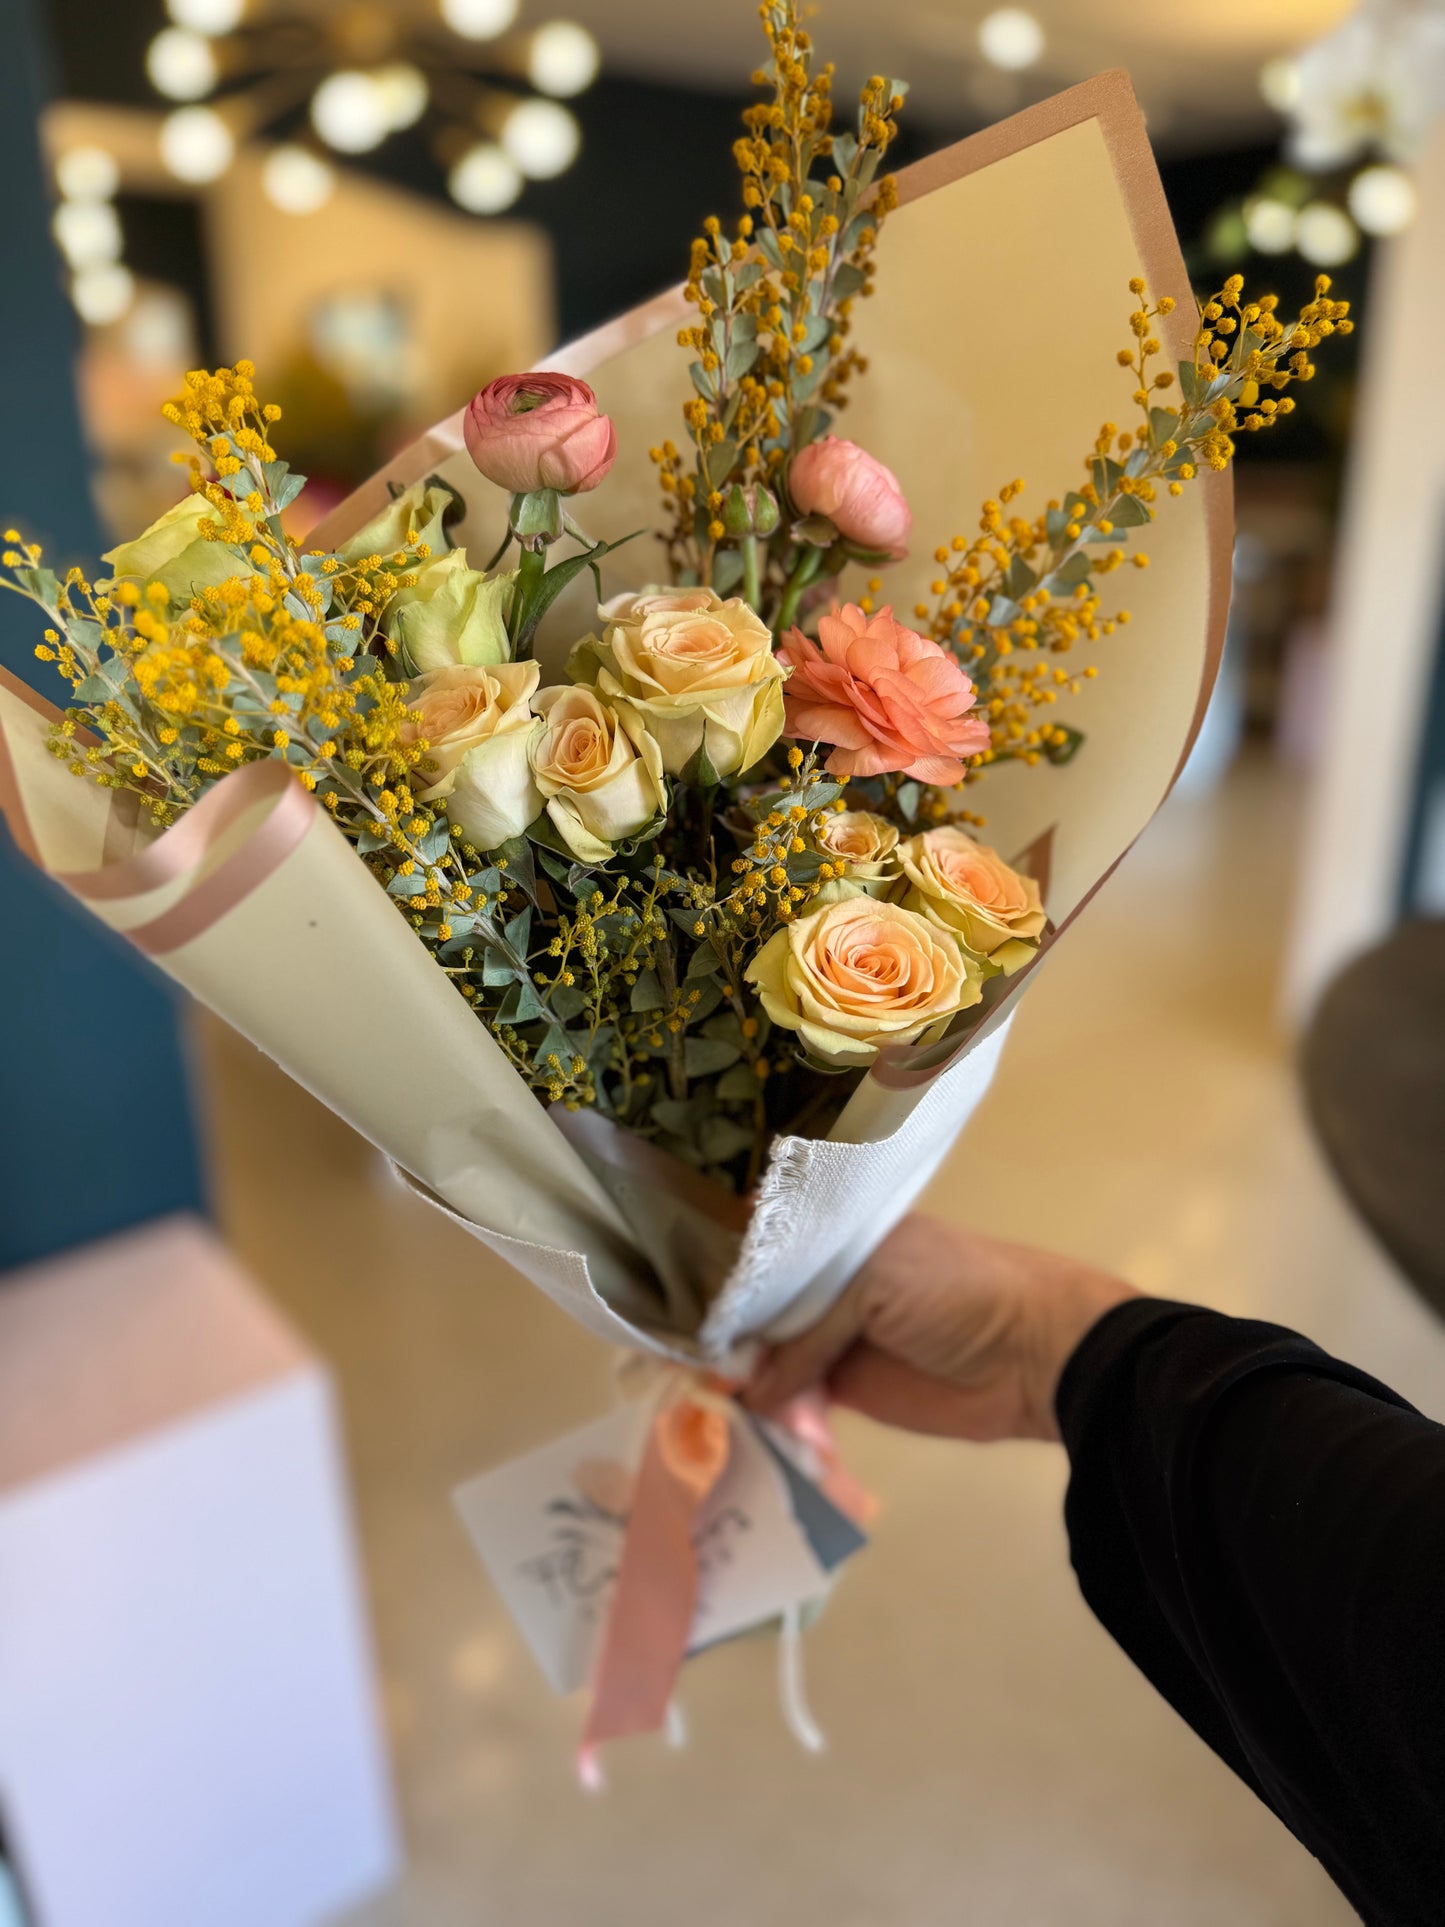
left=740, top=1280, right=869, bottom=1414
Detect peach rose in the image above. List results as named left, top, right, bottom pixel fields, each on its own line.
left=813, top=808, right=900, bottom=896
left=788, top=436, right=911, bottom=558
left=529, top=684, right=665, bottom=863
left=400, top=663, right=543, bottom=849
left=898, top=827, right=1046, bottom=974
left=746, top=895, right=983, bottom=1067
left=570, top=585, right=786, bottom=777
left=779, top=602, right=990, bottom=784
left=463, top=373, right=617, bottom=497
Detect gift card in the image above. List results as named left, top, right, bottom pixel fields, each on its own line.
left=453, top=1401, right=866, bottom=1696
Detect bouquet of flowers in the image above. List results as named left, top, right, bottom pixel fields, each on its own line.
left=0, top=7, right=1348, bottom=1753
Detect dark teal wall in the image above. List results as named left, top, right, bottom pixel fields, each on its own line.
left=0, top=0, right=206, bottom=1270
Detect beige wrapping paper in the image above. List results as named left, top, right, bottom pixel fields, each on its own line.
left=0, top=74, right=1229, bottom=1368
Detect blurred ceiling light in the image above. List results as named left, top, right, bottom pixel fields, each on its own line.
left=978, top=8, right=1044, bottom=72
left=528, top=21, right=599, bottom=98
left=159, top=104, right=235, bottom=181
left=52, top=198, right=122, bottom=269
left=1259, top=56, right=1301, bottom=114
left=311, top=70, right=391, bottom=153
left=448, top=140, right=523, bottom=213
left=167, top=0, right=245, bottom=30
left=502, top=97, right=580, bottom=178
left=71, top=263, right=135, bottom=327
left=55, top=145, right=119, bottom=202
left=146, top=27, right=219, bottom=102
left=440, top=0, right=518, bottom=38
left=1296, top=200, right=1359, bottom=266
left=122, top=286, right=195, bottom=367
left=375, top=62, right=430, bottom=131
left=143, top=0, right=592, bottom=207
left=1348, top=161, right=1416, bottom=235
left=1243, top=196, right=1296, bottom=254
left=262, top=144, right=336, bottom=214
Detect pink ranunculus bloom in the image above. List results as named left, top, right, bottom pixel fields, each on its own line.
left=463, top=372, right=618, bottom=497
left=788, top=435, right=911, bottom=558
left=779, top=602, right=991, bottom=785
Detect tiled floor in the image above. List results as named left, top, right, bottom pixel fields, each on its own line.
left=200, top=751, right=1441, bottom=1926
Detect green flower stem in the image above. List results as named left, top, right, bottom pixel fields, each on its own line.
left=774, top=544, right=826, bottom=633
left=741, top=536, right=763, bottom=615
left=511, top=543, right=547, bottom=656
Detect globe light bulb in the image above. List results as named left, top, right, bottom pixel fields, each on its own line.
left=71, top=264, right=135, bottom=327
left=1244, top=197, right=1296, bottom=255
left=501, top=98, right=580, bottom=179
left=1295, top=201, right=1359, bottom=267
left=146, top=27, right=218, bottom=102
left=1348, top=163, right=1416, bottom=236
left=449, top=141, right=523, bottom=214
left=978, top=8, right=1044, bottom=72
left=311, top=70, right=391, bottom=153
left=440, top=0, right=518, bottom=39
left=1259, top=57, right=1301, bottom=114
left=528, top=22, right=599, bottom=98
left=55, top=146, right=120, bottom=202
left=375, top=62, right=429, bottom=132
left=167, top=0, right=245, bottom=29
left=53, top=198, right=123, bottom=269
left=262, top=145, right=336, bottom=215
left=159, top=105, right=235, bottom=182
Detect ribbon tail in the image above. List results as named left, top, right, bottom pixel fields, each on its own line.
left=581, top=1397, right=730, bottom=1756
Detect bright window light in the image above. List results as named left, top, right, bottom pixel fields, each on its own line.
left=1259, top=57, right=1301, bottom=114
left=376, top=63, right=429, bottom=132
left=53, top=198, right=122, bottom=268
left=1244, top=197, right=1296, bottom=254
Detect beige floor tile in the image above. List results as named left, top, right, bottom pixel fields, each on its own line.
left=198, top=751, right=1438, bottom=1926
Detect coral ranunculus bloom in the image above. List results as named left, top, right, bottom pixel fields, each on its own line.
left=778, top=602, right=990, bottom=784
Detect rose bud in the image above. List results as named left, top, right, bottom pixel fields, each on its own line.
left=463, top=373, right=618, bottom=498
left=788, top=436, right=911, bottom=559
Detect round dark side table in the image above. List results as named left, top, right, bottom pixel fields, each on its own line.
left=1301, top=920, right=1445, bottom=1313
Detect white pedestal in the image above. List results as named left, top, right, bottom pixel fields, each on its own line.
left=0, top=1217, right=399, bottom=1927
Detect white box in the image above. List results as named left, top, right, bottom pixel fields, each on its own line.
left=0, top=1216, right=399, bottom=1927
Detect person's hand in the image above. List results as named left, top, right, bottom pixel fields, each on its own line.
left=742, top=1214, right=1136, bottom=1443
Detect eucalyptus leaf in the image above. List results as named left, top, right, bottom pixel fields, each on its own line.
left=716, top=1061, right=760, bottom=1102
left=630, top=968, right=664, bottom=1012
left=686, top=1036, right=742, bottom=1078
left=698, top=1116, right=755, bottom=1164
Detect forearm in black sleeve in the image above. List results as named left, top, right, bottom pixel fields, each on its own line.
left=1056, top=1297, right=1445, bottom=1926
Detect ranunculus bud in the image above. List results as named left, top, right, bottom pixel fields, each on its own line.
left=463, top=373, right=617, bottom=498
left=722, top=481, right=781, bottom=539
left=788, top=436, right=911, bottom=559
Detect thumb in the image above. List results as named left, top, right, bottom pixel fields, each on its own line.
left=740, top=1281, right=868, bottom=1414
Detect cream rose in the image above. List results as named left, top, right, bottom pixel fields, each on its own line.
left=102, top=493, right=244, bottom=602
left=400, top=662, right=542, bottom=846
left=529, top=684, right=666, bottom=864
left=334, top=479, right=455, bottom=568
left=897, top=826, right=1046, bottom=975
left=570, top=586, right=786, bottom=778
left=814, top=808, right=900, bottom=896
left=382, top=549, right=514, bottom=673
left=746, top=896, right=983, bottom=1067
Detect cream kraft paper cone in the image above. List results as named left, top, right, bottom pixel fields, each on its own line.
left=0, top=73, right=1229, bottom=1366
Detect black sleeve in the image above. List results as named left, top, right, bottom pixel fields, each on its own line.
left=1055, top=1297, right=1445, bottom=1927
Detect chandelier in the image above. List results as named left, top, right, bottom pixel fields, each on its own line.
left=144, top=0, right=599, bottom=215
